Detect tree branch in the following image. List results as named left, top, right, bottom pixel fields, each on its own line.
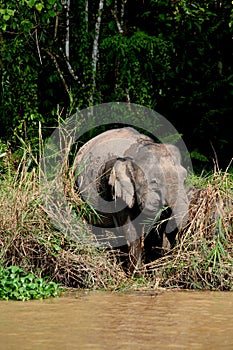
left=35, top=28, right=42, bottom=65
left=60, top=47, right=79, bottom=81
left=45, top=50, right=73, bottom=105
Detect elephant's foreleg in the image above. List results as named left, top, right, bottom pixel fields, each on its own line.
left=124, top=219, right=142, bottom=272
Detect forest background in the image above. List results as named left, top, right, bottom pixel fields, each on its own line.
left=0, top=0, right=233, bottom=171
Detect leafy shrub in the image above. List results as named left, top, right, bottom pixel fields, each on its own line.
left=0, top=265, right=62, bottom=301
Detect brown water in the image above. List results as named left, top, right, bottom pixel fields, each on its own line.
left=0, top=290, right=233, bottom=349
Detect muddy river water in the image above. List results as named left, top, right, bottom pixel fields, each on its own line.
left=0, top=290, right=233, bottom=349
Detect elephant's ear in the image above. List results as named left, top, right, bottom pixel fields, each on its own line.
left=108, top=159, right=135, bottom=208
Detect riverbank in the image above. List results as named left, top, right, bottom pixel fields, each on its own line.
left=0, top=150, right=233, bottom=297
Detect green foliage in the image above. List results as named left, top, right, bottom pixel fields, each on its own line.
left=0, top=0, right=233, bottom=167
left=0, top=265, right=62, bottom=301
left=100, top=30, right=172, bottom=106
left=0, top=0, right=60, bottom=32
left=0, top=139, right=8, bottom=155
left=206, top=218, right=228, bottom=269
left=0, top=0, right=63, bottom=140
left=190, top=149, right=209, bottom=163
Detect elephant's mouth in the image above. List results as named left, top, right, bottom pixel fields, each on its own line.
left=140, top=191, right=163, bottom=217
left=141, top=203, right=163, bottom=218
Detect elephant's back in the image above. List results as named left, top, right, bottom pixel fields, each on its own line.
left=74, top=127, right=155, bottom=197
left=74, top=127, right=141, bottom=168
left=74, top=127, right=144, bottom=198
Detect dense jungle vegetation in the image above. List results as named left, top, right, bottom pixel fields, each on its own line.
left=0, top=0, right=233, bottom=167
left=0, top=1, right=233, bottom=298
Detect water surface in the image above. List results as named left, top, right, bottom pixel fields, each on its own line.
left=1, top=290, right=233, bottom=349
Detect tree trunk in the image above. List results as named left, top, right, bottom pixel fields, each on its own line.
left=90, top=0, right=104, bottom=105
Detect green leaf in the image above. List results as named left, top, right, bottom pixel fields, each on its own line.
left=35, top=3, right=44, bottom=12
left=1, top=24, right=7, bottom=31
left=26, top=0, right=36, bottom=7
left=7, top=9, right=15, bottom=16
left=53, top=244, right=61, bottom=251
left=3, top=15, right=10, bottom=21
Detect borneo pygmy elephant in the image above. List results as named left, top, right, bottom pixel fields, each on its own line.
left=74, top=127, right=189, bottom=270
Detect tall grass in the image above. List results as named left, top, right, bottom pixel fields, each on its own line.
left=145, top=171, right=233, bottom=290
left=0, top=145, right=126, bottom=290
left=1, top=138, right=233, bottom=291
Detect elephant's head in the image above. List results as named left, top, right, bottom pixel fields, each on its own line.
left=108, top=142, right=189, bottom=233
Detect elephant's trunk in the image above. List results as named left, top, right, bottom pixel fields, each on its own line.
left=165, top=187, right=189, bottom=233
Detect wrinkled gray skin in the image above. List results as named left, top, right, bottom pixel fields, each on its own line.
left=74, top=127, right=189, bottom=270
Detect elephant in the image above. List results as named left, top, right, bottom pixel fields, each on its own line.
left=74, top=127, right=189, bottom=270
